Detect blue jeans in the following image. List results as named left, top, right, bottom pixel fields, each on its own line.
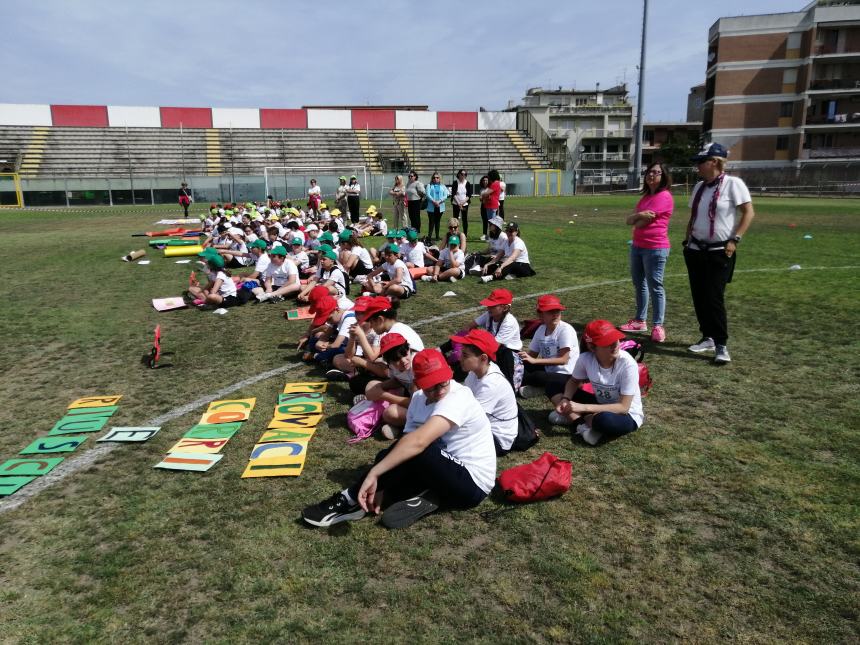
left=630, top=246, right=669, bottom=325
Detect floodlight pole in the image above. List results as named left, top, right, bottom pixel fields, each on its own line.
left=125, top=126, right=135, bottom=205
left=630, top=0, right=648, bottom=189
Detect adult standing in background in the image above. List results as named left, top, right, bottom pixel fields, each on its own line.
left=347, top=175, right=361, bottom=224
left=335, top=176, right=349, bottom=217
left=307, top=178, right=322, bottom=217
left=684, top=143, right=754, bottom=364
left=498, top=177, right=506, bottom=219
left=481, top=169, right=502, bottom=223
left=389, top=175, right=408, bottom=230
left=405, top=171, right=426, bottom=232
left=178, top=182, right=192, bottom=217
left=477, top=175, right=490, bottom=240
left=425, top=172, right=450, bottom=242
left=451, top=169, right=473, bottom=237
left=619, top=162, right=674, bottom=343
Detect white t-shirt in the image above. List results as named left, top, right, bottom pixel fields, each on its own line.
left=475, top=311, right=522, bottom=351
left=319, top=266, right=348, bottom=298
left=350, top=246, right=373, bottom=270
left=335, top=311, right=357, bottom=339
left=290, top=250, right=310, bottom=270
left=439, top=247, right=465, bottom=271
left=499, top=181, right=506, bottom=202
left=382, top=322, right=424, bottom=352
left=687, top=175, right=751, bottom=248
left=404, top=242, right=426, bottom=267
left=572, top=351, right=644, bottom=427
left=374, top=220, right=388, bottom=236
left=465, top=363, right=518, bottom=451
left=212, top=271, right=237, bottom=297
left=529, top=321, right=579, bottom=374
left=404, top=382, right=496, bottom=494
left=503, top=237, right=530, bottom=264
left=264, top=258, right=299, bottom=288
left=347, top=183, right=361, bottom=196
left=382, top=259, right=415, bottom=292
left=454, top=180, right=469, bottom=206
left=253, top=252, right=271, bottom=275
left=308, top=185, right=321, bottom=198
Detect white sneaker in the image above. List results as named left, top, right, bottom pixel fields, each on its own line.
left=256, top=292, right=270, bottom=302
left=468, top=265, right=482, bottom=275
left=518, top=385, right=545, bottom=399
left=420, top=275, right=433, bottom=282
left=581, top=426, right=603, bottom=446
left=361, top=291, right=372, bottom=297
left=380, top=424, right=401, bottom=440
left=480, top=235, right=486, bottom=241
left=481, top=275, right=493, bottom=283
left=504, top=274, right=515, bottom=281
left=449, top=276, right=458, bottom=283
left=548, top=411, right=572, bottom=426
left=714, top=345, right=732, bottom=364
left=687, top=337, right=715, bottom=353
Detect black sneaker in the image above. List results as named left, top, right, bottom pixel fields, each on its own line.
left=381, top=490, right=440, bottom=529
left=301, top=492, right=366, bottom=528
left=326, top=368, right=348, bottom=381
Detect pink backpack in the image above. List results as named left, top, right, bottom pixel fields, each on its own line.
left=346, top=399, right=390, bottom=443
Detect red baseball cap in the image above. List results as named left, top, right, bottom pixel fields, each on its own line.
left=412, top=348, right=454, bottom=390
left=307, top=285, right=331, bottom=312
left=311, top=296, right=338, bottom=327
left=583, top=319, right=625, bottom=346
left=358, top=295, right=393, bottom=323
left=379, top=332, right=408, bottom=356
left=479, top=288, right=513, bottom=307
left=351, top=295, right=373, bottom=313
left=450, top=329, right=499, bottom=361
left=536, top=294, right=566, bottom=312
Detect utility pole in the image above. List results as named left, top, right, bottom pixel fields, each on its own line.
left=630, top=0, right=648, bottom=189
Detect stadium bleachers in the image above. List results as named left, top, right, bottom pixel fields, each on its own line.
left=0, top=126, right=549, bottom=178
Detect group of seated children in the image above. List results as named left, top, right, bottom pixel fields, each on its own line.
left=300, top=286, right=646, bottom=530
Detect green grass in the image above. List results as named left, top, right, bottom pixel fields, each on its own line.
left=0, top=196, right=858, bottom=643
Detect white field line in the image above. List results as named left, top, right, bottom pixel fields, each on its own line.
left=1, top=264, right=857, bottom=514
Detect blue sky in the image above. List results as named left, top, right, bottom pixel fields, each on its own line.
left=4, top=0, right=800, bottom=121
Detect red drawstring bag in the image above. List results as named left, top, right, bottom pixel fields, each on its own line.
left=497, top=452, right=572, bottom=503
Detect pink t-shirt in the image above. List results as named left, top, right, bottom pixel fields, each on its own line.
left=485, top=181, right=501, bottom=209
left=632, top=190, right=673, bottom=249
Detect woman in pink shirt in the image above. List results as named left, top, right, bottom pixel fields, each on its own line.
left=619, top=162, right=673, bottom=343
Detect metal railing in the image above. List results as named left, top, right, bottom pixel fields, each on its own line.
left=548, top=104, right=632, bottom=115
left=579, top=152, right=631, bottom=162
left=516, top=111, right=567, bottom=169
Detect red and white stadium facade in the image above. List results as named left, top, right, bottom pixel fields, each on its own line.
left=0, top=104, right=516, bottom=130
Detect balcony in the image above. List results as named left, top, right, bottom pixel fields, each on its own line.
left=808, top=79, right=860, bottom=91
left=579, top=128, right=633, bottom=139
left=805, top=113, right=860, bottom=126
left=579, top=152, right=630, bottom=162
left=548, top=104, right=632, bottom=116
left=801, top=146, right=860, bottom=159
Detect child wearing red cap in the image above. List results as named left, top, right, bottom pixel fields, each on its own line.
left=303, top=296, right=357, bottom=367
left=452, top=329, right=519, bottom=455
left=518, top=294, right=579, bottom=398
left=364, top=332, right=418, bottom=439
left=550, top=319, right=644, bottom=445
left=302, top=348, right=495, bottom=530
left=469, top=288, right=522, bottom=351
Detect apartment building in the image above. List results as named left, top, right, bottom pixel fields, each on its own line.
left=516, top=85, right=634, bottom=186
left=703, top=0, right=860, bottom=178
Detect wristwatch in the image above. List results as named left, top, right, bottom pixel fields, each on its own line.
left=732, top=235, right=742, bottom=244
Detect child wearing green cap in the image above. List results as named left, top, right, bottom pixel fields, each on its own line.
left=424, top=235, right=466, bottom=282
left=297, top=247, right=350, bottom=305
left=338, top=230, right=374, bottom=281
left=366, top=244, right=415, bottom=299
left=188, top=254, right=242, bottom=307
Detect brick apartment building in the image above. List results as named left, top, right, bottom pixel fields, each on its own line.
left=703, top=0, right=860, bottom=183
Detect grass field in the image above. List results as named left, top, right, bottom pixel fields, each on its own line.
left=0, top=195, right=858, bottom=643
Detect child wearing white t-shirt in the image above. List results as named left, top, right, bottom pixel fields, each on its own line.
left=518, top=294, right=578, bottom=399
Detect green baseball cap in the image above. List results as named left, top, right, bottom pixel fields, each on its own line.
left=339, top=229, right=354, bottom=241
left=198, top=247, right=220, bottom=259
left=318, top=243, right=333, bottom=254
left=447, top=235, right=461, bottom=246
left=338, top=175, right=347, bottom=181
left=321, top=248, right=337, bottom=261
left=290, top=237, right=304, bottom=245
left=269, top=246, right=287, bottom=256
left=207, top=254, right=225, bottom=269
left=386, top=229, right=398, bottom=239
left=406, top=229, right=418, bottom=241
left=319, top=231, right=334, bottom=243
left=386, top=243, right=400, bottom=255
left=249, top=239, right=267, bottom=250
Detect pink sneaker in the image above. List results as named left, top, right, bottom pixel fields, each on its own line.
left=619, top=319, right=647, bottom=333
left=651, top=324, right=666, bottom=343
left=193, top=298, right=205, bottom=306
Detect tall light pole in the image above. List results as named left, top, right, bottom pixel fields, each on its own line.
left=630, top=0, right=649, bottom=189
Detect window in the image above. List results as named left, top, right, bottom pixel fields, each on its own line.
left=783, top=68, right=798, bottom=84
left=776, top=136, right=789, bottom=151
left=787, top=32, right=801, bottom=50
left=780, top=102, right=794, bottom=118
